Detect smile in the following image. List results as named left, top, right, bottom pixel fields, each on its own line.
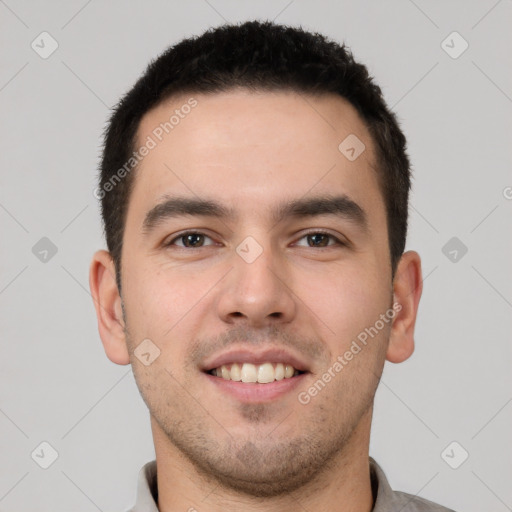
left=209, top=362, right=303, bottom=383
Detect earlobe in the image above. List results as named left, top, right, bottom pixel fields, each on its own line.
left=89, top=250, right=130, bottom=365
left=386, top=250, right=423, bottom=364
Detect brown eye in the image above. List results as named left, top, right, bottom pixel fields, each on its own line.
left=182, top=233, right=205, bottom=247
left=307, top=233, right=330, bottom=247
left=295, top=231, right=343, bottom=248
left=167, top=232, right=214, bottom=248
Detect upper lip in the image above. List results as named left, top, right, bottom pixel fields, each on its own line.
left=201, top=347, right=311, bottom=373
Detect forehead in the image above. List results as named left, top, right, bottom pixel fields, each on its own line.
left=130, top=90, right=384, bottom=227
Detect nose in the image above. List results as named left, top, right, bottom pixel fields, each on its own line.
left=216, top=238, right=297, bottom=328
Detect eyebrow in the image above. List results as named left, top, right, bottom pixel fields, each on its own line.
left=142, top=194, right=368, bottom=233
left=273, top=195, right=368, bottom=231
left=143, top=196, right=234, bottom=232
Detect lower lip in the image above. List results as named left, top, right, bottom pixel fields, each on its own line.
left=204, top=372, right=307, bottom=402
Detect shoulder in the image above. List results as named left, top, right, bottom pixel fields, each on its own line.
left=390, top=490, right=457, bottom=511
left=370, top=458, right=457, bottom=512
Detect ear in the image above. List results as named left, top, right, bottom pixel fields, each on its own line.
left=89, top=250, right=130, bottom=365
left=386, top=250, right=423, bottom=364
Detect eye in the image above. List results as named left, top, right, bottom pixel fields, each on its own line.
left=166, top=231, right=216, bottom=248
left=295, top=231, right=345, bottom=248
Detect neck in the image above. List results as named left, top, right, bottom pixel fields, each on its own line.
left=152, top=410, right=375, bottom=512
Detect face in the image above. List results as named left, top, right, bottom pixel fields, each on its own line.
left=111, top=90, right=402, bottom=495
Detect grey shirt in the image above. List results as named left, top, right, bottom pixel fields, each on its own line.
left=127, top=458, right=455, bottom=511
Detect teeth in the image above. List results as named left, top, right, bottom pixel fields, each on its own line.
left=211, top=362, right=301, bottom=383
left=257, top=363, right=275, bottom=384
left=241, top=363, right=258, bottom=383
left=284, top=364, right=294, bottom=378
left=230, top=363, right=241, bottom=381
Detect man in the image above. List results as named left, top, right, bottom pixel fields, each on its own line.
left=89, top=20, right=455, bottom=511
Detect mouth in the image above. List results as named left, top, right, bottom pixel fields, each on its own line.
left=201, top=348, right=310, bottom=402
left=207, top=362, right=306, bottom=384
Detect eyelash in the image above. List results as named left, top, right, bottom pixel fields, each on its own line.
left=165, top=230, right=346, bottom=249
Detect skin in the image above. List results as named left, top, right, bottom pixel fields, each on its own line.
left=90, top=90, right=422, bottom=512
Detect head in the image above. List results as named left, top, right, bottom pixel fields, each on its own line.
left=97, top=20, right=411, bottom=288
left=90, top=21, right=422, bottom=497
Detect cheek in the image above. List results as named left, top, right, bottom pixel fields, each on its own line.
left=122, top=262, right=216, bottom=365
left=293, top=261, right=389, bottom=342
left=122, top=263, right=186, bottom=338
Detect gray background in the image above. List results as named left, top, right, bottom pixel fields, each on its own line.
left=1, top=1, right=511, bottom=511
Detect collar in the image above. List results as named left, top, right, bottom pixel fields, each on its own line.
left=128, top=457, right=452, bottom=511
